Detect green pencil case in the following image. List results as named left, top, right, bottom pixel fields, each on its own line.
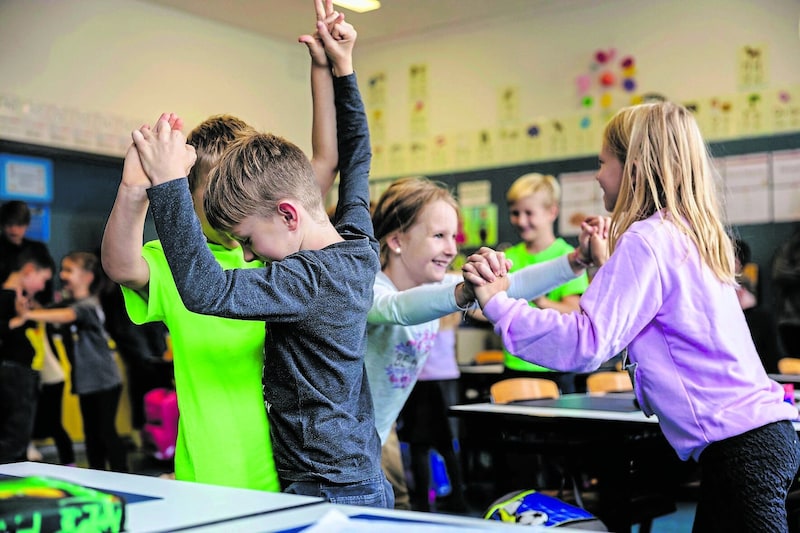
left=0, top=475, right=125, bottom=533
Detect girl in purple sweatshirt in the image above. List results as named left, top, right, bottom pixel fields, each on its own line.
left=463, top=101, right=800, bottom=532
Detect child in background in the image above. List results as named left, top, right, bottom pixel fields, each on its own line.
left=0, top=248, right=54, bottom=464
left=101, top=1, right=342, bottom=490
left=25, top=252, right=128, bottom=472
left=130, top=13, right=392, bottom=507
left=463, top=101, right=800, bottom=531
left=31, top=322, right=76, bottom=465
left=367, top=176, right=595, bottom=509
left=501, top=173, right=589, bottom=393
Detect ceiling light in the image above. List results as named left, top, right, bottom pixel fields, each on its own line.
left=332, top=0, right=381, bottom=13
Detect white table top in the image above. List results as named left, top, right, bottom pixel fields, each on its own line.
left=186, top=502, right=590, bottom=532
left=0, top=462, right=321, bottom=533
left=458, top=364, right=504, bottom=374
left=451, top=394, right=800, bottom=431
left=450, top=394, right=658, bottom=425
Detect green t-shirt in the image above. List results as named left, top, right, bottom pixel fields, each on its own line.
left=502, top=238, right=589, bottom=372
left=122, top=240, right=279, bottom=491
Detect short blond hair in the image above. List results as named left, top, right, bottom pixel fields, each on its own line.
left=506, top=173, right=559, bottom=207
left=204, top=132, right=325, bottom=232
left=186, top=115, right=256, bottom=194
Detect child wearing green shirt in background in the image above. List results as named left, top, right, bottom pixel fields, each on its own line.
left=502, top=173, right=589, bottom=393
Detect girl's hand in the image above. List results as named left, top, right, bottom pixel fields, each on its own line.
left=461, top=247, right=512, bottom=286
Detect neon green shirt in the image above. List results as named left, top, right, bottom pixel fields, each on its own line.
left=503, top=238, right=589, bottom=372
left=122, top=240, right=279, bottom=491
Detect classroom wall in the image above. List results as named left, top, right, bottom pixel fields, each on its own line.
left=1, top=0, right=798, bottom=311
left=353, top=0, right=800, bottom=150
left=0, top=0, right=314, bottom=154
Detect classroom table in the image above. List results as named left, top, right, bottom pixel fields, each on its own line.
left=184, top=501, right=583, bottom=532
left=0, top=461, right=322, bottom=533
left=450, top=393, right=684, bottom=533
left=769, top=373, right=800, bottom=384
left=0, top=462, right=600, bottom=532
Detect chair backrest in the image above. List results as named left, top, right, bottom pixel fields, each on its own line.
left=490, top=378, right=560, bottom=404
left=586, top=371, right=633, bottom=393
left=778, top=357, right=800, bottom=375
left=474, top=350, right=505, bottom=365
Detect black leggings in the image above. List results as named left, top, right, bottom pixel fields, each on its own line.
left=79, top=385, right=128, bottom=472
left=33, top=381, right=75, bottom=464
left=693, top=420, right=800, bottom=532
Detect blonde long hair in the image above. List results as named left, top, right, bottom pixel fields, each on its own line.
left=603, top=102, right=735, bottom=283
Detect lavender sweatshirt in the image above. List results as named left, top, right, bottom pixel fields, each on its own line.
left=483, top=212, right=797, bottom=461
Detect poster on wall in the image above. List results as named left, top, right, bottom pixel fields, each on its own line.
left=0, top=153, right=53, bottom=203
left=558, top=170, right=605, bottom=237
left=772, top=149, right=800, bottom=222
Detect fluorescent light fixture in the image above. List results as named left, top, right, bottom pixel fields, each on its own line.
left=332, top=0, right=381, bottom=13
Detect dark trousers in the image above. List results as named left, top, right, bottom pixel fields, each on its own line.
left=0, top=361, right=39, bottom=463
left=693, top=420, right=800, bottom=532
left=79, top=385, right=128, bottom=472
left=33, top=381, right=75, bottom=464
left=398, top=379, right=468, bottom=512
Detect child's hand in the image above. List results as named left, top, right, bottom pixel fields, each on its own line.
left=132, top=112, right=196, bottom=186
left=473, top=275, right=510, bottom=308
left=121, top=143, right=149, bottom=189
left=314, top=9, right=356, bottom=77
left=461, top=247, right=511, bottom=286
left=578, top=215, right=611, bottom=266
left=299, top=0, right=344, bottom=69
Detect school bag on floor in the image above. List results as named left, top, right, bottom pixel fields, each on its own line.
left=142, top=388, right=178, bottom=461
left=485, top=489, right=607, bottom=530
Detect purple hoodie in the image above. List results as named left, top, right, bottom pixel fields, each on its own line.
left=484, top=212, right=797, bottom=461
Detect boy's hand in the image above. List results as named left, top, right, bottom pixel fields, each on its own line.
left=132, top=112, right=196, bottom=186
left=299, top=0, right=343, bottom=69
left=314, top=8, right=356, bottom=77
left=461, top=247, right=511, bottom=286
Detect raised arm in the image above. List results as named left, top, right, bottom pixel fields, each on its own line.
left=101, top=144, right=152, bottom=290
left=299, top=0, right=341, bottom=195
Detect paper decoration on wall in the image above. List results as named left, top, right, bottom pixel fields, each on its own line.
left=576, top=48, right=640, bottom=128
left=773, top=88, right=800, bottom=132
left=368, top=72, right=387, bottom=107
left=738, top=44, right=768, bottom=90
left=498, top=86, right=520, bottom=125
left=739, top=93, right=764, bottom=134
left=408, top=64, right=429, bottom=139
left=460, top=204, right=498, bottom=248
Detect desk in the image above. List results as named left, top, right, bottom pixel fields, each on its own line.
left=0, top=463, right=594, bottom=533
left=186, top=503, right=560, bottom=532
left=450, top=394, right=682, bottom=533
left=0, top=462, right=321, bottom=533
left=770, top=373, right=800, bottom=384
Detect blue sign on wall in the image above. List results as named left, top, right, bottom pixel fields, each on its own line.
left=0, top=153, right=54, bottom=202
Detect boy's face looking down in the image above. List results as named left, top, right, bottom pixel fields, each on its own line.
left=228, top=205, right=297, bottom=263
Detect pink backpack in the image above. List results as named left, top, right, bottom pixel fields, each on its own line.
left=142, top=388, right=179, bottom=461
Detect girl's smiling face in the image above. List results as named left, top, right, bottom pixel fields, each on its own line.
left=597, top=142, right=624, bottom=212
left=59, top=257, right=93, bottom=297
left=389, top=199, right=459, bottom=288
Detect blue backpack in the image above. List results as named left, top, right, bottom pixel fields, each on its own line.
left=484, top=490, right=607, bottom=530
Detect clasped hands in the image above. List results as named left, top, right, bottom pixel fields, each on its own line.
left=461, top=216, right=611, bottom=308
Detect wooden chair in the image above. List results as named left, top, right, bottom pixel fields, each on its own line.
left=778, top=357, right=800, bottom=375
left=490, top=377, right=560, bottom=404
left=586, top=371, right=633, bottom=394
left=474, top=349, right=505, bottom=365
